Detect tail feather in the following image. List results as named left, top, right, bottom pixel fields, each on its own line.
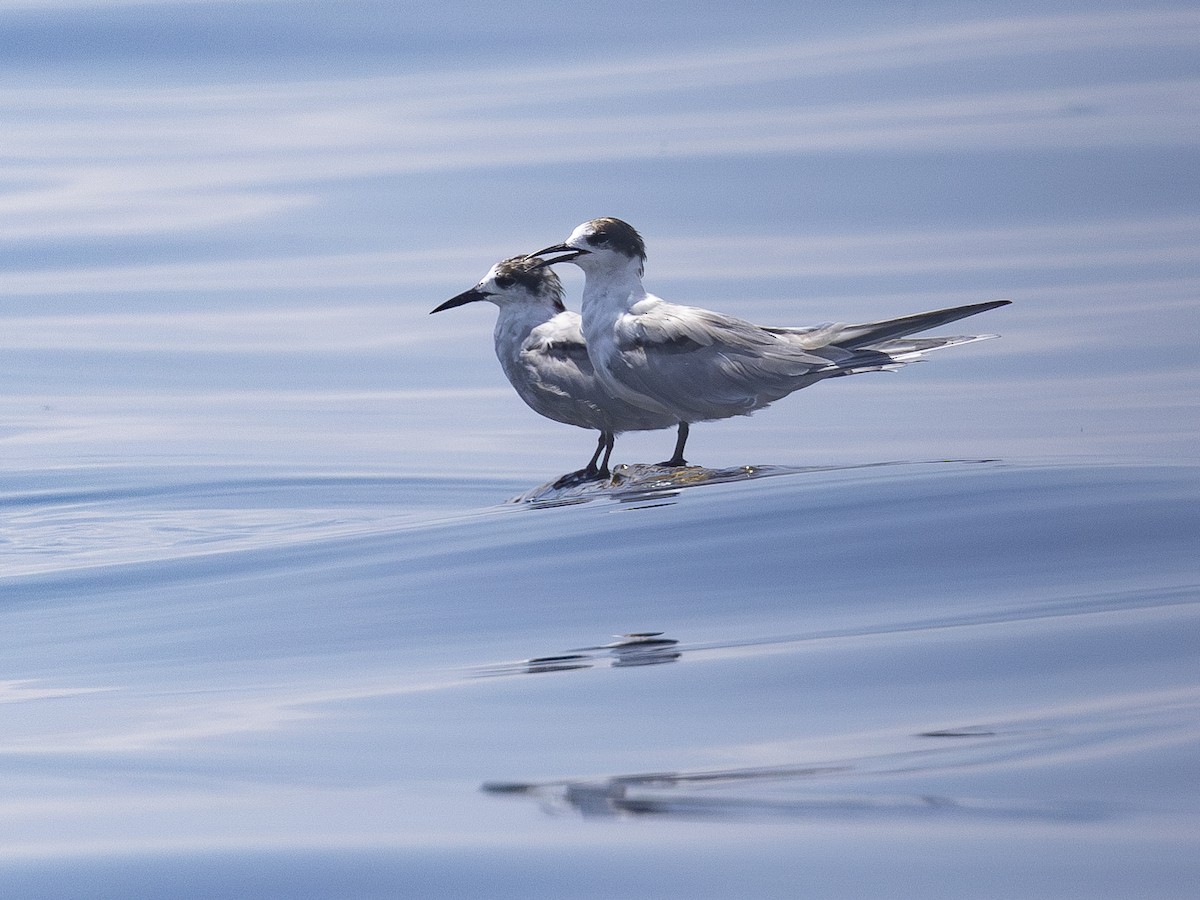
left=865, top=332, right=1000, bottom=360
left=818, top=332, right=1001, bottom=378
left=768, top=300, right=1010, bottom=350
left=833, top=300, right=1011, bottom=349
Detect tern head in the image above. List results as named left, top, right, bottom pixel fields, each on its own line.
left=531, top=217, right=646, bottom=275
left=431, top=256, right=566, bottom=314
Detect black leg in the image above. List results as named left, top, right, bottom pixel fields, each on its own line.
left=658, top=422, right=690, bottom=467
left=597, top=432, right=615, bottom=477
left=584, top=431, right=607, bottom=475
left=553, top=431, right=614, bottom=488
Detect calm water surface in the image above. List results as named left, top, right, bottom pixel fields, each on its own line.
left=2, top=460, right=1197, bottom=897
left=3, top=2, right=1199, bottom=895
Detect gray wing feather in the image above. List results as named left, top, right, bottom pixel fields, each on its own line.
left=515, top=323, right=675, bottom=432
left=766, top=300, right=1011, bottom=349
left=611, top=304, right=855, bottom=421
left=603, top=299, right=1009, bottom=423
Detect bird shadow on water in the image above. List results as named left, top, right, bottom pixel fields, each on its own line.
left=509, top=458, right=1000, bottom=507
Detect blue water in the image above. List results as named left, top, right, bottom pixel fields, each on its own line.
left=4, top=1, right=1200, bottom=895
left=2, top=461, right=1198, bottom=897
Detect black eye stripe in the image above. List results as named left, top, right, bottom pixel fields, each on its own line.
left=490, top=257, right=563, bottom=300
left=579, top=218, right=645, bottom=261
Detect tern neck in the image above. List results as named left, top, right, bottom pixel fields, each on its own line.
left=493, top=302, right=556, bottom=353
left=579, top=259, right=647, bottom=319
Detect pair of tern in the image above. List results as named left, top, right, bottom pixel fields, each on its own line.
left=432, top=217, right=1009, bottom=483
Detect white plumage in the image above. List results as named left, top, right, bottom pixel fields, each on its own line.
left=532, top=217, right=1010, bottom=465
left=432, top=256, right=678, bottom=482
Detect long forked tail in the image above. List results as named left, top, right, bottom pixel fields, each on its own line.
left=765, top=298, right=1011, bottom=378
left=823, top=333, right=1000, bottom=378
left=864, top=332, right=1000, bottom=359
left=831, top=299, right=1011, bottom=349
left=766, top=299, right=1011, bottom=350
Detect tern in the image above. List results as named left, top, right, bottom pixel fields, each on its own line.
left=431, top=256, right=679, bottom=483
left=532, top=217, right=1011, bottom=466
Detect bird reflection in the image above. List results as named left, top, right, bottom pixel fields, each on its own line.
left=511, top=459, right=1001, bottom=506
left=607, top=633, right=681, bottom=667
left=523, top=654, right=592, bottom=674
left=475, top=633, right=681, bottom=677
left=512, top=463, right=790, bottom=506
left=483, top=745, right=1108, bottom=824
left=483, top=764, right=846, bottom=819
